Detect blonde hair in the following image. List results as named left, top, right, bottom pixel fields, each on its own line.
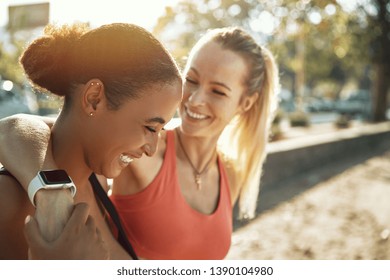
left=197, top=27, right=279, bottom=219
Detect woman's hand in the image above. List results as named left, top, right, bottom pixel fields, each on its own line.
left=34, top=188, right=74, bottom=242
left=24, top=203, right=109, bottom=260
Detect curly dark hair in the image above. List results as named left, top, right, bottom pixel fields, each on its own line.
left=20, top=22, right=181, bottom=110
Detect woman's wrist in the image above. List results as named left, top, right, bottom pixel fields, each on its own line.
left=34, top=189, right=74, bottom=242
left=35, top=188, right=74, bottom=207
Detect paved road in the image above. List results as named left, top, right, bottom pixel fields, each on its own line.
left=226, top=149, right=390, bottom=259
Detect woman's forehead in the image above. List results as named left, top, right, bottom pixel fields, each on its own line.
left=126, top=81, right=181, bottom=117
left=187, top=43, right=248, bottom=86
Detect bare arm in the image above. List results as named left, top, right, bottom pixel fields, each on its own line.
left=24, top=203, right=109, bottom=260
left=0, top=113, right=73, bottom=241
left=0, top=175, right=32, bottom=259
left=0, top=113, right=56, bottom=187
left=0, top=174, right=108, bottom=259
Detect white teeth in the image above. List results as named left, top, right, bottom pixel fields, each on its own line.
left=186, top=108, right=207, bottom=120
left=120, top=154, right=133, bottom=164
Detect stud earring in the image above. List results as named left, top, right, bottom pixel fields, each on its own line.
left=89, top=112, right=94, bottom=116
left=91, top=82, right=94, bottom=86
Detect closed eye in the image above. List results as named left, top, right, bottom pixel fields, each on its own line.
left=212, top=89, right=227, bottom=96
left=145, top=126, right=157, bottom=133
left=185, top=77, right=198, bottom=84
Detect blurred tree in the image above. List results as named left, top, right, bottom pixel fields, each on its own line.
left=0, top=41, right=25, bottom=85
left=274, top=0, right=372, bottom=103
left=365, top=0, right=390, bottom=122
left=154, top=0, right=255, bottom=67
left=154, top=0, right=388, bottom=119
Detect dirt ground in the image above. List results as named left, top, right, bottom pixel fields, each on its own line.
left=226, top=149, right=390, bottom=260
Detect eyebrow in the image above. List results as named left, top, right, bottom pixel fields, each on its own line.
left=146, top=117, right=166, bottom=124
left=189, top=67, right=232, bottom=92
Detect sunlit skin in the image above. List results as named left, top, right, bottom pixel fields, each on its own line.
left=113, top=41, right=257, bottom=217
left=83, top=83, right=182, bottom=179
left=0, top=39, right=257, bottom=260
left=0, top=80, right=182, bottom=259
left=51, top=80, right=182, bottom=184
left=179, top=41, right=250, bottom=140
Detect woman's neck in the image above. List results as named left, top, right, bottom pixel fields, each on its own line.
left=175, top=127, right=220, bottom=172
left=51, top=113, right=91, bottom=186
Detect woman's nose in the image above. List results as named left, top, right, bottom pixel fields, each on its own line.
left=142, top=132, right=158, bottom=157
left=188, top=87, right=206, bottom=106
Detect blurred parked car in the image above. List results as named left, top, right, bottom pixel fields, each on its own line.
left=0, top=80, right=38, bottom=119
left=278, top=88, right=295, bottom=112
left=334, top=90, right=371, bottom=118
left=306, top=98, right=335, bottom=112
left=36, top=92, right=63, bottom=116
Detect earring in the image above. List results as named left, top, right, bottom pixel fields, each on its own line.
left=91, top=82, right=94, bottom=86
left=89, top=112, right=94, bottom=116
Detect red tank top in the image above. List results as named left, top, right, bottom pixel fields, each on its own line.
left=110, top=130, right=232, bottom=259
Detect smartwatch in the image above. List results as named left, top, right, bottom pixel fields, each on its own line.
left=28, top=169, right=77, bottom=207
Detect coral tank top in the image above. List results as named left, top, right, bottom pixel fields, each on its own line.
left=110, top=130, right=232, bottom=259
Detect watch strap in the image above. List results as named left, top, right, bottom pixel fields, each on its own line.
left=28, top=173, right=76, bottom=207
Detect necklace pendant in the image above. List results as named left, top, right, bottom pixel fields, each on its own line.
left=195, top=174, right=202, bottom=190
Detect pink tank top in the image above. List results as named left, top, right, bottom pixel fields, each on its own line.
left=110, top=130, right=232, bottom=259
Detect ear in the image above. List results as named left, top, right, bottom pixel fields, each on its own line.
left=81, top=79, right=105, bottom=116
left=239, top=92, right=259, bottom=113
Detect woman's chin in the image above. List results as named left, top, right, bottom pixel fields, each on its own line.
left=102, top=164, right=123, bottom=179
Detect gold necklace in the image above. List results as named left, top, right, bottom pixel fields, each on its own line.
left=176, top=130, right=217, bottom=190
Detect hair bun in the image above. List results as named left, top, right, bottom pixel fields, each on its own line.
left=20, top=23, right=90, bottom=96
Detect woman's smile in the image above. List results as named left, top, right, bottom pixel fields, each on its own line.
left=185, top=106, right=209, bottom=120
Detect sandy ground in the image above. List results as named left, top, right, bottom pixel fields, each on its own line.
left=226, top=149, right=390, bottom=260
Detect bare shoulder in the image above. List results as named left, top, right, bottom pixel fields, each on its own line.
left=0, top=175, right=33, bottom=259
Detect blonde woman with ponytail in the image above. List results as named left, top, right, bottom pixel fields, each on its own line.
left=0, top=27, right=279, bottom=259
left=212, top=30, right=279, bottom=220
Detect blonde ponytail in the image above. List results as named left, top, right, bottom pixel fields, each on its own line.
left=235, top=47, right=279, bottom=219
left=210, top=28, right=279, bottom=219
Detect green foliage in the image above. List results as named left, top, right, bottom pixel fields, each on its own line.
left=272, top=108, right=284, bottom=125
left=334, top=113, right=352, bottom=129
left=153, top=0, right=388, bottom=118
left=153, top=0, right=255, bottom=66
left=0, top=41, right=25, bottom=85
left=1, top=0, right=387, bottom=120
left=270, top=108, right=285, bottom=141
left=288, top=110, right=310, bottom=127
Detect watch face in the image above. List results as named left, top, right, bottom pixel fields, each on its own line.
left=39, top=170, right=72, bottom=184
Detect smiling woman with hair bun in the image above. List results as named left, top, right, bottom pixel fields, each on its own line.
left=0, top=22, right=182, bottom=259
